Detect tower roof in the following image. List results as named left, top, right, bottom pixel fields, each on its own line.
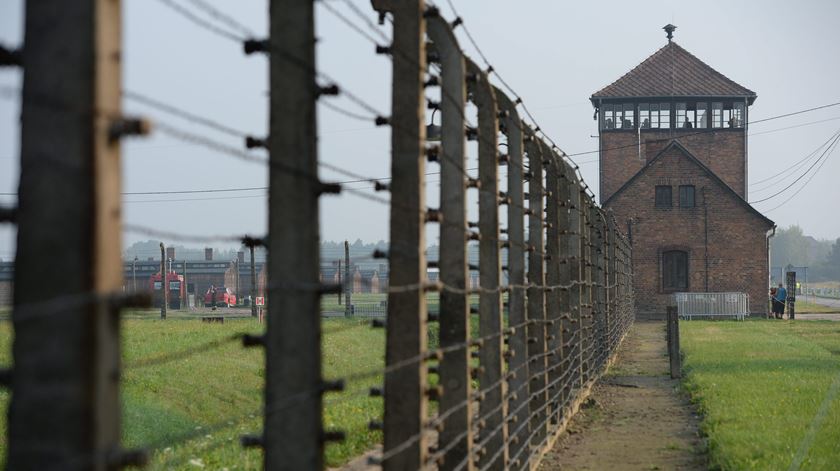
left=591, top=41, right=756, bottom=105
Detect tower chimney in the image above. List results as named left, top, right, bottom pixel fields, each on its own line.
left=205, top=248, right=213, bottom=261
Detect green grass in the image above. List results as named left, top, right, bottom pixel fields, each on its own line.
left=0, top=316, right=385, bottom=469
left=320, top=293, right=487, bottom=314
left=681, top=320, right=840, bottom=470
left=796, top=301, right=840, bottom=314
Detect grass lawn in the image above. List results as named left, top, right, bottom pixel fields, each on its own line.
left=0, top=315, right=386, bottom=470
left=796, top=301, right=840, bottom=314
left=681, top=320, right=840, bottom=470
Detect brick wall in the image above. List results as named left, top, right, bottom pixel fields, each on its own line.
left=606, top=144, right=772, bottom=318
left=600, top=129, right=746, bottom=204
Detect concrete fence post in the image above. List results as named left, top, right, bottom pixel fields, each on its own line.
left=524, top=130, right=547, bottom=448
left=427, top=14, right=471, bottom=470
left=580, top=195, right=594, bottom=384
left=372, top=1, right=429, bottom=469
left=541, top=144, right=563, bottom=429
left=465, top=56, right=506, bottom=471
left=493, top=87, right=530, bottom=470
left=556, top=160, right=579, bottom=414
left=10, top=0, right=131, bottom=467
left=263, top=0, right=325, bottom=468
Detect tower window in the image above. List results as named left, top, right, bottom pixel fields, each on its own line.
left=733, top=102, right=745, bottom=128
left=676, top=103, right=687, bottom=128
left=678, top=103, right=701, bottom=129
left=679, top=185, right=695, bottom=208
left=662, top=250, right=689, bottom=291
left=603, top=104, right=614, bottom=129
left=696, top=102, right=708, bottom=128
left=712, top=102, right=723, bottom=128
left=711, top=102, right=745, bottom=129
left=655, top=185, right=672, bottom=208
left=657, top=102, right=671, bottom=129
left=639, top=103, right=650, bottom=129
left=650, top=103, right=660, bottom=128
left=621, top=103, right=635, bottom=129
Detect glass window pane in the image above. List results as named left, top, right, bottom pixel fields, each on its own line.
left=655, top=185, right=672, bottom=208
left=733, top=102, right=745, bottom=128
left=650, top=103, right=659, bottom=128
left=603, top=104, right=614, bottom=130
left=723, top=103, right=733, bottom=128
left=712, top=102, right=723, bottom=128
left=639, top=103, right=650, bottom=129
left=676, top=103, right=687, bottom=128
left=660, top=103, right=670, bottom=129
left=696, top=103, right=707, bottom=128
left=623, top=103, right=635, bottom=128
left=679, top=185, right=695, bottom=208
left=686, top=103, right=696, bottom=129
left=663, top=250, right=689, bottom=291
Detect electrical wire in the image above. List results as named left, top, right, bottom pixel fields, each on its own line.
left=750, top=130, right=840, bottom=204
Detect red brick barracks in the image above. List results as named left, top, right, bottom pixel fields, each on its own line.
left=592, top=26, right=775, bottom=318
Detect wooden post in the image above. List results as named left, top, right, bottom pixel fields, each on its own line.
left=264, top=0, right=323, bottom=468
left=667, top=306, right=681, bottom=379
left=372, top=1, right=428, bottom=469
left=494, top=86, right=530, bottom=470
left=338, top=259, right=342, bottom=305
left=525, top=131, right=547, bottom=448
left=786, top=271, right=796, bottom=320
left=160, top=242, right=167, bottom=318
left=10, top=0, right=127, bottom=467
left=427, top=15, right=471, bottom=471
left=344, top=240, right=352, bottom=318
left=250, top=245, right=257, bottom=317
left=466, top=56, right=505, bottom=471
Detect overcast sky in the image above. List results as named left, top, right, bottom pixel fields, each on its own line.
left=2, top=0, right=840, bottom=261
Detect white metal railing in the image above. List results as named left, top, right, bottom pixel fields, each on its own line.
left=672, top=292, right=750, bottom=320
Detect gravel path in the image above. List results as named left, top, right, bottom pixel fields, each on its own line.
left=539, top=321, right=706, bottom=471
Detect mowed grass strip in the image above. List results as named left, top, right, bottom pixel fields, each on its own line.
left=681, top=320, right=840, bottom=470
left=0, top=316, right=384, bottom=470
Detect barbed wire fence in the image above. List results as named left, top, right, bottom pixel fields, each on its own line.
left=0, top=0, right=635, bottom=469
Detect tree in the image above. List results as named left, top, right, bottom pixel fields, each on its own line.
left=770, top=225, right=809, bottom=268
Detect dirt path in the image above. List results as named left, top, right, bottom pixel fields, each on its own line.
left=539, top=321, right=706, bottom=471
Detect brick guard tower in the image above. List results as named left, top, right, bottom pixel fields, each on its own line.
left=592, top=25, right=775, bottom=318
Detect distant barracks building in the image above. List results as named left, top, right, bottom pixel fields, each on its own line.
left=592, top=26, right=775, bottom=318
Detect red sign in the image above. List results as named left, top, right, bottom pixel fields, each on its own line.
left=255, top=297, right=265, bottom=306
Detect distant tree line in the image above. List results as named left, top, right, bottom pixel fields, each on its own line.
left=771, top=225, right=840, bottom=281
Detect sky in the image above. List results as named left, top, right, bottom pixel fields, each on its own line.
left=1, top=0, right=840, bottom=262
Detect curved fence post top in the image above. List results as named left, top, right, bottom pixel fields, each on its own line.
left=426, top=13, right=462, bottom=55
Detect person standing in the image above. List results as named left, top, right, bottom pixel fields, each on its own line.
left=774, top=283, right=787, bottom=319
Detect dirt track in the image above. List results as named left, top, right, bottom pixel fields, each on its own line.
left=539, top=321, right=706, bottom=471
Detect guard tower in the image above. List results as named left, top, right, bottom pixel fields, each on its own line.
left=592, top=24, right=757, bottom=203
left=591, top=26, right=774, bottom=318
